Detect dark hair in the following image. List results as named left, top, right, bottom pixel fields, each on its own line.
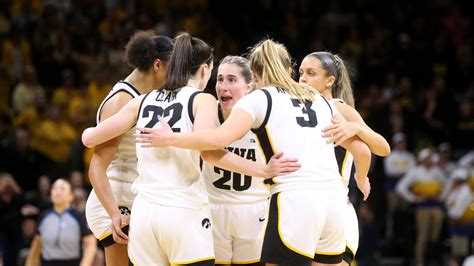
left=162, top=32, right=214, bottom=91
left=306, top=52, right=354, bottom=107
left=124, top=30, right=174, bottom=72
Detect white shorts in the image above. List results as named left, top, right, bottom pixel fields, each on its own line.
left=128, top=195, right=215, bottom=265
left=261, top=188, right=346, bottom=265
left=344, top=201, right=359, bottom=261
left=210, top=200, right=269, bottom=264
left=85, top=179, right=135, bottom=245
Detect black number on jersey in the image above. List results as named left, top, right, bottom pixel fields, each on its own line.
left=291, top=99, right=318, bottom=127
left=142, top=103, right=183, bottom=132
left=213, top=167, right=252, bottom=191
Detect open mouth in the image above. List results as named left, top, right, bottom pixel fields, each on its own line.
left=220, top=96, right=233, bottom=103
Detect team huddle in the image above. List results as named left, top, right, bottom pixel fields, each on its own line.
left=81, top=30, right=390, bottom=266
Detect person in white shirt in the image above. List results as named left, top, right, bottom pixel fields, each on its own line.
left=298, top=51, right=391, bottom=266
left=396, top=148, right=446, bottom=266
left=444, top=168, right=474, bottom=262
left=203, top=55, right=270, bottom=266
left=383, top=132, right=416, bottom=239
left=84, top=31, right=173, bottom=266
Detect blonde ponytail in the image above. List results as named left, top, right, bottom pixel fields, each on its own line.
left=333, top=55, right=355, bottom=107
left=250, top=39, right=318, bottom=101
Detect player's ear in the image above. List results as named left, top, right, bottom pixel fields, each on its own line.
left=325, top=75, right=335, bottom=88
left=200, top=63, right=210, bottom=78
left=153, top=59, right=162, bottom=72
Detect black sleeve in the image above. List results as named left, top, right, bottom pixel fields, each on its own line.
left=71, top=209, right=93, bottom=237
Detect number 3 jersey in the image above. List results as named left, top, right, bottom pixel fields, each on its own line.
left=133, top=86, right=208, bottom=209
left=234, top=87, right=342, bottom=194
left=201, top=106, right=270, bottom=205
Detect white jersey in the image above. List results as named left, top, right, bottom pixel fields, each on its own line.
left=133, top=86, right=207, bottom=209
left=234, top=87, right=341, bottom=194
left=329, top=98, right=354, bottom=189
left=96, top=81, right=140, bottom=183
left=201, top=106, right=269, bottom=204
left=384, top=150, right=416, bottom=179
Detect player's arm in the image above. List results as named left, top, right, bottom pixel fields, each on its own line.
left=25, top=234, right=41, bottom=266
left=335, top=112, right=372, bottom=200
left=86, top=92, right=138, bottom=243
left=192, top=93, right=300, bottom=178
left=323, top=102, right=390, bottom=157
left=82, top=96, right=142, bottom=148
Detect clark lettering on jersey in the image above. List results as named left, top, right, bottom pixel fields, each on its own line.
left=155, top=91, right=178, bottom=102
left=225, top=147, right=257, bottom=162
left=276, top=87, right=316, bottom=96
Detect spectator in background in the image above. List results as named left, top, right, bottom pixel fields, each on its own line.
left=72, top=187, right=87, bottom=212
left=458, top=151, right=474, bottom=192
left=17, top=217, right=37, bottom=266
left=2, top=127, right=52, bottom=191
left=0, top=172, right=25, bottom=266
left=435, top=142, right=457, bottom=176
left=25, top=179, right=96, bottom=266
left=454, top=98, right=474, bottom=154
left=1, top=27, right=32, bottom=83
left=34, top=105, right=77, bottom=174
left=396, top=148, right=446, bottom=266
left=383, top=133, right=416, bottom=239
left=11, top=65, right=45, bottom=114
left=25, top=175, right=52, bottom=213
left=356, top=202, right=379, bottom=266
left=444, top=168, right=474, bottom=264
left=69, top=170, right=85, bottom=190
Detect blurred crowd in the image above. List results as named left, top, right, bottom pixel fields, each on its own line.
left=0, top=0, right=473, bottom=265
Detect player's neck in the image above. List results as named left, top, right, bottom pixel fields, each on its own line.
left=125, top=69, right=154, bottom=94
left=222, top=109, right=230, bottom=120
left=321, top=88, right=332, bottom=99
left=187, top=78, right=201, bottom=90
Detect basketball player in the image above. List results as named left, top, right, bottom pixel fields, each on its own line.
left=135, top=39, right=372, bottom=266
left=204, top=56, right=269, bottom=266
left=82, top=33, right=300, bottom=265
left=85, top=30, right=173, bottom=266
left=299, top=51, right=391, bottom=266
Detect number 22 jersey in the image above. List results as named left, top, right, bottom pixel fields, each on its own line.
left=201, top=106, right=270, bottom=204
left=133, top=86, right=208, bottom=209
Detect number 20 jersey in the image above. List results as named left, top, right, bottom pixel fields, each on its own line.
left=133, top=86, right=208, bottom=209
left=201, top=106, right=270, bottom=204
left=234, top=87, right=342, bottom=194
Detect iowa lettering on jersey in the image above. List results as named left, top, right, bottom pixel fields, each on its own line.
left=155, top=90, right=178, bottom=102
left=213, top=147, right=257, bottom=191
left=226, top=147, right=257, bottom=162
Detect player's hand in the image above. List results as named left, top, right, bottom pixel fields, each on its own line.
left=111, top=213, right=128, bottom=244
left=264, top=152, right=301, bottom=178
left=136, top=117, right=174, bottom=148
left=355, top=173, right=371, bottom=201
left=322, top=118, right=359, bottom=146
